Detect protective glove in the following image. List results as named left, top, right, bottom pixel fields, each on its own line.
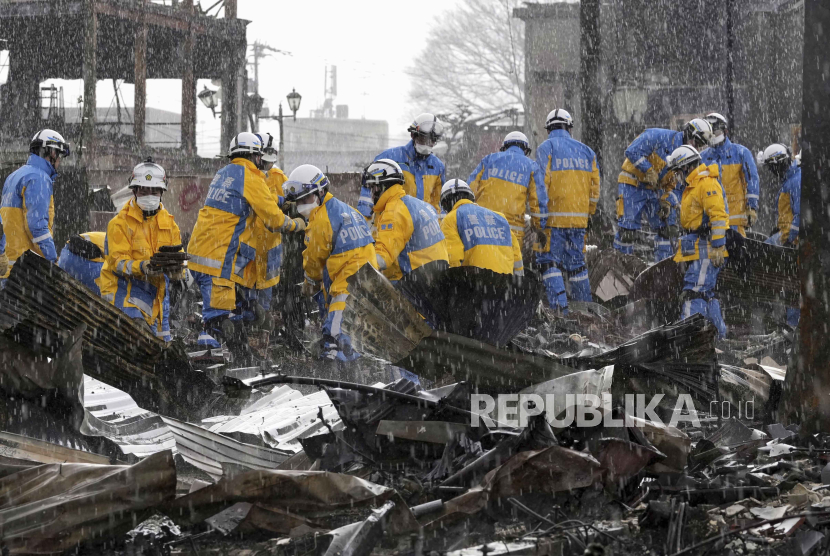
left=643, top=168, right=660, bottom=189
left=0, top=252, right=8, bottom=277
left=292, top=218, right=307, bottom=232
left=658, top=198, right=672, bottom=221
left=710, top=246, right=726, bottom=268
left=747, top=208, right=757, bottom=228
left=281, top=201, right=297, bottom=218
left=301, top=279, right=318, bottom=297
left=140, top=260, right=165, bottom=277
left=535, top=229, right=547, bottom=249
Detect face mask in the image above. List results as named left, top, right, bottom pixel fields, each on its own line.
left=414, top=143, right=433, bottom=156
left=298, top=198, right=319, bottom=218
left=710, top=132, right=725, bottom=146
left=136, top=195, right=161, bottom=212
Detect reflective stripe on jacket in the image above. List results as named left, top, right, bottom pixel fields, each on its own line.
left=358, top=141, right=446, bottom=217
left=373, top=184, right=448, bottom=281
left=100, top=200, right=182, bottom=338
left=468, top=145, right=547, bottom=233
left=441, top=199, right=522, bottom=275
left=776, top=163, right=801, bottom=244
left=188, top=158, right=297, bottom=284
left=701, top=137, right=760, bottom=227
left=536, top=129, right=600, bottom=229
left=674, top=164, right=730, bottom=263
left=303, top=192, right=377, bottom=299
left=0, top=154, right=57, bottom=276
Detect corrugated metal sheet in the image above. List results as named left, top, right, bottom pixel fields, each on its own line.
left=161, top=416, right=294, bottom=480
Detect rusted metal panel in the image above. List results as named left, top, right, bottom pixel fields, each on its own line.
left=0, top=252, right=216, bottom=421
left=0, top=432, right=110, bottom=465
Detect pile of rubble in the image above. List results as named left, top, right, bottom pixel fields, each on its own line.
left=0, top=240, right=807, bottom=555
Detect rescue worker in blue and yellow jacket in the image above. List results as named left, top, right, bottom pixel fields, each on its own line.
left=467, top=131, right=546, bottom=247
left=290, top=165, right=377, bottom=362
left=668, top=146, right=729, bottom=338
left=759, top=142, right=801, bottom=327
left=1, top=129, right=71, bottom=283
left=58, top=231, right=107, bottom=295
left=100, top=160, right=184, bottom=341
left=701, top=113, right=760, bottom=236
left=250, top=132, right=287, bottom=313
left=363, top=159, right=448, bottom=283
left=614, top=120, right=714, bottom=261
left=534, top=109, right=599, bottom=312
left=758, top=143, right=800, bottom=248
left=188, top=132, right=305, bottom=349
left=358, top=114, right=446, bottom=218
left=440, top=179, right=523, bottom=276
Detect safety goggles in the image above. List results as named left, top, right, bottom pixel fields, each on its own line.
left=412, top=120, right=445, bottom=141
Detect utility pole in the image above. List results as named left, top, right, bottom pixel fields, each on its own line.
left=579, top=0, right=602, bottom=167
left=779, top=0, right=830, bottom=433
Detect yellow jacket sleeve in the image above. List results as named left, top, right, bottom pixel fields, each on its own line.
left=511, top=231, right=524, bottom=275
left=701, top=180, right=729, bottom=248
left=468, top=166, right=485, bottom=199
left=243, top=171, right=297, bottom=233
left=302, top=216, right=332, bottom=284
left=527, top=171, right=542, bottom=230
left=440, top=210, right=464, bottom=268
left=589, top=157, right=600, bottom=216
left=375, top=204, right=413, bottom=270
left=106, top=216, right=149, bottom=279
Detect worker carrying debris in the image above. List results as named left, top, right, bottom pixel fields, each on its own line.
left=701, top=113, right=760, bottom=236
left=188, top=132, right=305, bottom=351
left=358, top=113, right=446, bottom=218
left=288, top=164, right=377, bottom=362
left=759, top=142, right=801, bottom=328
left=668, top=145, right=729, bottom=338
left=440, top=179, right=523, bottom=276
left=614, top=120, right=713, bottom=261
left=229, top=131, right=291, bottom=330
left=467, top=131, right=546, bottom=248
left=100, top=159, right=187, bottom=341
left=362, top=159, right=448, bottom=283
left=534, top=109, right=600, bottom=312
left=0, top=129, right=71, bottom=285
left=57, top=232, right=107, bottom=295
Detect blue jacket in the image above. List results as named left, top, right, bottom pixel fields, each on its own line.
left=358, top=141, right=446, bottom=217
left=467, top=145, right=547, bottom=233
left=701, top=137, right=759, bottom=229
left=0, top=154, right=58, bottom=273
left=535, top=129, right=601, bottom=229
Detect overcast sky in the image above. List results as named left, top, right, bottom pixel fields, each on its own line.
left=38, top=0, right=460, bottom=158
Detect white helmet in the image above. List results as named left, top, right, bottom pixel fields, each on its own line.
left=284, top=164, right=330, bottom=201
left=757, top=143, right=792, bottom=174
left=228, top=132, right=263, bottom=158
left=407, top=113, right=445, bottom=142
left=129, top=158, right=168, bottom=190
left=362, top=159, right=404, bottom=190
left=502, top=131, right=530, bottom=154
left=31, top=129, right=70, bottom=157
left=259, top=132, right=277, bottom=163
left=545, top=109, right=573, bottom=131
left=440, top=178, right=474, bottom=213
left=666, top=145, right=702, bottom=173
left=795, top=151, right=802, bottom=167
left=705, top=112, right=728, bottom=131
left=682, top=118, right=713, bottom=147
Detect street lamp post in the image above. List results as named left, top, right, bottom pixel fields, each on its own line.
left=276, top=88, right=302, bottom=170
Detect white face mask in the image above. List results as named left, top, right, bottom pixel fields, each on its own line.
left=297, top=198, right=319, bottom=218
left=414, top=143, right=433, bottom=156
left=136, top=195, right=161, bottom=212
left=710, top=132, right=725, bottom=146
